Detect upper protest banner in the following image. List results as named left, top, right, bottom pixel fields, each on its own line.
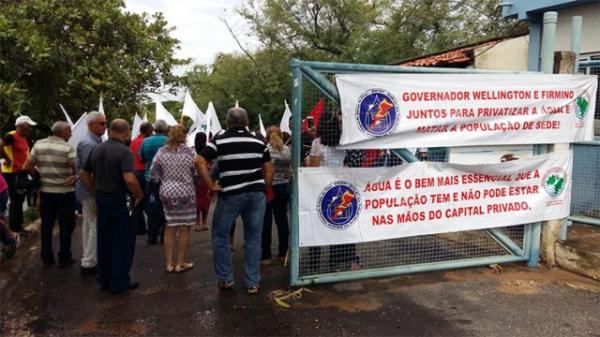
left=298, top=151, right=572, bottom=247
left=336, top=74, right=597, bottom=149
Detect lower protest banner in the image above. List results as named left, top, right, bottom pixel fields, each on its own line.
left=298, top=151, right=572, bottom=247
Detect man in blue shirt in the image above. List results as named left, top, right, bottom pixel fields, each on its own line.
left=75, top=111, right=105, bottom=276
left=139, top=119, right=168, bottom=244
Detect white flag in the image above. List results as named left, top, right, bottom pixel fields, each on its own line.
left=60, top=104, right=73, bottom=126
left=68, top=113, right=88, bottom=147
left=131, top=113, right=143, bottom=140
left=98, top=95, right=108, bottom=140
left=98, top=95, right=104, bottom=114
left=182, top=91, right=203, bottom=122
left=187, top=110, right=206, bottom=147
left=143, top=112, right=148, bottom=122
left=259, top=113, right=266, bottom=137
left=279, top=99, right=292, bottom=134
left=155, top=100, right=178, bottom=126
left=235, top=100, right=239, bottom=108
left=206, top=101, right=221, bottom=135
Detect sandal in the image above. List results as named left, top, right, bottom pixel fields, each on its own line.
left=175, top=262, right=194, bottom=273
left=166, top=265, right=175, bottom=273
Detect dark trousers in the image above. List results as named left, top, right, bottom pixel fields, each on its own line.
left=145, top=181, right=165, bottom=240
left=261, top=184, right=289, bottom=259
left=134, top=171, right=147, bottom=234
left=95, top=192, right=136, bottom=292
left=4, top=173, right=25, bottom=232
left=40, top=192, right=76, bottom=264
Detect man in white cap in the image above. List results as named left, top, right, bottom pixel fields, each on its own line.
left=0, top=116, right=37, bottom=234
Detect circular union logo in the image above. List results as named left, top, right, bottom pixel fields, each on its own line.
left=356, top=89, right=398, bottom=137
left=575, top=92, right=590, bottom=120
left=542, top=167, right=567, bottom=198
left=316, top=181, right=361, bottom=230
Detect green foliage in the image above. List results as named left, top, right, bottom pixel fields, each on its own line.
left=0, top=0, right=188, bottom=134
left=237, top=0, right=528, bottom=64
left=182, top=48, right=292, bottom=130
left=182, top=0, right=527, bottom=129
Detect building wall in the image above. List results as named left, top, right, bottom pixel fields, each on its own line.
left=473, top=36, right=529, bottom=70
left=555, top=2, right=600, bottom=55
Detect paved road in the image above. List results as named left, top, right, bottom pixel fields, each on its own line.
left=1, top=221, right=599, bottom=337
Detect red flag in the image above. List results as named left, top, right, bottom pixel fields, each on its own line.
left=301, top=98, right=325, bottom=132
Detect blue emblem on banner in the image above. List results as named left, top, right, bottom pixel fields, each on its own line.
left=356, top=89, right=398, bottom=137
left=317, top=181, right=361, bottom=230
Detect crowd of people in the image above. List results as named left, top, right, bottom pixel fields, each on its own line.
left=0, top=107, right=292, bottom=296
left=0, top=106, right=420, bottom=294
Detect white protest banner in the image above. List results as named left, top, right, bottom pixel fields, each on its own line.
left=336, top=74, right=597, bottom=149
left=299, top=151, right=572, bottom=247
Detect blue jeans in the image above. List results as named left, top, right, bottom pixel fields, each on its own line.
left=212, top=191, right=265, bottom=287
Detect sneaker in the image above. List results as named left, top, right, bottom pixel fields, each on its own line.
left=217, top=280, right=234, bottom=290
left=260, top=259, right=272, bottom=266
left=246, top=285, right=260, bottom=295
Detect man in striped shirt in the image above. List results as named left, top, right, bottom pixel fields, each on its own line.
left=25, top=121, right=77, bottom=268
left=196, top=107, right=273, bottom=295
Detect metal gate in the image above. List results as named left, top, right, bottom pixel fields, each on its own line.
left=288, top=59, right=542, bottom=286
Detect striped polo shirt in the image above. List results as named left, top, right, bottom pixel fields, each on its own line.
left=28, top=136, right=75, bottom=193
left=200, top=127, right=270, bottom=196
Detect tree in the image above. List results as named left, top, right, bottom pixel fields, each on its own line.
left=182, top=48, right=292, bottom=130
left=187, top=0, right=527, bottom=131
left=237, top=0, right=527, bottom=64
left=0, top=0, right=188, bottom=133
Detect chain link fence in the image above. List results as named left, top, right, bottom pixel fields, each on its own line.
left=570, top=61, right=600, bottom=223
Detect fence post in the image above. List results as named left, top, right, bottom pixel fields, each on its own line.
left=571, top=16, right=582, bottom=72
left=289, top=59, right=303, bottom=286
left=528, top=11, right=558, bottom=267
left=538, top=11, right=576, bottom=267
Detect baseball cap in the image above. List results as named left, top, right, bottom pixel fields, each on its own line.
left=15, top=116, right=37, bottom=126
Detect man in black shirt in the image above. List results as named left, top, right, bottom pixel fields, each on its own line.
left=196, top=107, right=273, bottom=295
left=80, top=119, right=143, bottom=295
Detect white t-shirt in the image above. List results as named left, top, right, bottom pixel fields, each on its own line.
left=309, top=137, right=345, bottom=168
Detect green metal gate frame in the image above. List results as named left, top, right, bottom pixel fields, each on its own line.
left=289, top=59, right=543, bottom=286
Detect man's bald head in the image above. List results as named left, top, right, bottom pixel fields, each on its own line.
left=109, top=119, right=130, bottom=141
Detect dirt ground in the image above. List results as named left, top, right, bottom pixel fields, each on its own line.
left=1, top=222, right=599, bottom=337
